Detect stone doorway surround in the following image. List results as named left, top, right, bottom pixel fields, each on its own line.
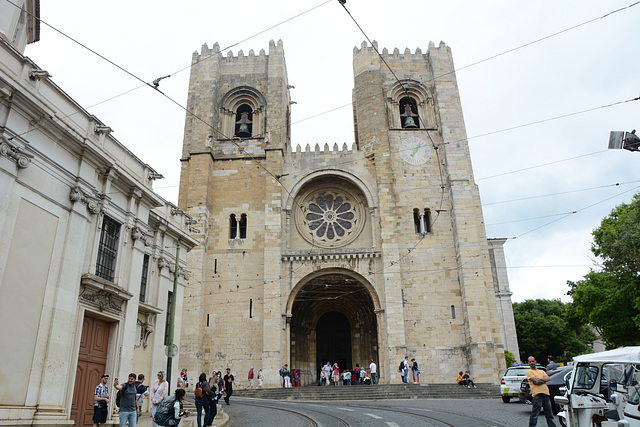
left=288, top=270, right=380, bottom=386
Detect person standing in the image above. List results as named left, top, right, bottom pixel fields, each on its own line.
left=151, top=371, right=169, bottom=427
left=283, top=364, right=292, bottom=388
left=354, top=364, right=360, bottom=385
left=93, top=374, right=110, bottom=427
left=223, top=368, right=236, bottom=405
left=258, top=369, right=264, bottom=389
left=195, top=372, right=212, bottom=427
left=207, top=372, right=221, bottom=427
left=246, top=367, right=254, bottom=389
left=526, top=356, right=557, bottom=427
left=411, top=358, right=420, bottom=384
left=332, top=363, right=340, bottom=387
left=402, top=356, right=410, bottom=384
left=114, top=373, right=139, bottom=427
left=369, top=360, right=377, bottom=385
left=322, top=362, right=332, bottom=386
left=134, top=374, right=149, bottom=421
left=546, top=355, right=560, bottom=374
left=279, top=364, right=286, bottom=388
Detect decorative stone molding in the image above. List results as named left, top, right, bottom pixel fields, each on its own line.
left=179, top=268, right=192, bottom=280
left=0, top=138, right=33, bottom=169
left=131, top=227, right=153, bottom=246
left=69, top=186, right=103, bottom=215
left=29, top=68, right=51, bottom=81
left=136, top=315, right=155, bottom=348
left=158, top=257, right=168, bottom=270
left=79, top=274, right=133, bottom=317
left=282, top=251, right=380, bottom=262
left=148, top=172, right=164, bottom=180
left=94, top=124, right=113, bottom=135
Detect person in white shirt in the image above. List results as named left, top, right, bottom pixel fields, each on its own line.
left=369, top=360, right=377, bottom=385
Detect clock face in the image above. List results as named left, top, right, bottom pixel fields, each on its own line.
left=400, top=137, right=430, bottom=165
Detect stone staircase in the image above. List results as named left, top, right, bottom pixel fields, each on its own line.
left=232, top=383, right=500, bottom=401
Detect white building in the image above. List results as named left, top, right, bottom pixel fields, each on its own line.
left=0, top=1, right=198, bottom=425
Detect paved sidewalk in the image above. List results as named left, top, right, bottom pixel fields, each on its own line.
left=134, top=408, right=229, bottom=427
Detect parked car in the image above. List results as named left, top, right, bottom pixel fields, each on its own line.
left=501, top=365, right=538, bottom=403
left=519, top=365, right=573, bottom=414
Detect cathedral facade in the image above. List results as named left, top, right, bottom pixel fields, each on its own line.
left=178, top=39, right=518, bottom=386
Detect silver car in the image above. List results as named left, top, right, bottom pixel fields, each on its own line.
left=501, top=365, right=532, bottom=403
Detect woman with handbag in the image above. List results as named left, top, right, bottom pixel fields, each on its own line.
left=194, top=373, right=212, bottom=427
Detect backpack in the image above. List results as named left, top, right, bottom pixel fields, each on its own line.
left=194, top=382, right=204, bottom=399
left=153, top=396, right=177, bottom=426
left=399, top=361, right=404, bottom=371
left=115, top=383, right=127, bottom=408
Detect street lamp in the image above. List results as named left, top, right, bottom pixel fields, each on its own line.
left=608, top=130, right=640, bottom=152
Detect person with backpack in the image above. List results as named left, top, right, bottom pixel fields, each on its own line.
left=134, top=374, right=149, bottom=420
left=151, top=371, right=169, bottom=427
left=113, top=373, right=139, bottom=426
left=153, top=389, right=190, bottom=426
left=194, top=372, right=212, bottom=427
left=411, top=358, right=420, bottom=384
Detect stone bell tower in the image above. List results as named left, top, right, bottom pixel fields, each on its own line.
left=178, top=40, right=291, bottom=382
left=350, top=40, right=508, bottom=379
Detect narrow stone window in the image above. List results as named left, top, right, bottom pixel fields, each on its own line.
left=207, top=313, right=210, bottom=327
left=249, top=298, right=253, bottom=318
left=139, top=254, right=150, bottom=302
left=235, top=104, right=253, bottom=137
left=230, top=214, right=238, bottom=239
left=413, top=208, right=421, bottom=234
left=96, top=215, right=121, bottom=282
left=423, top=208, right=432, bottom=233
left=214, top=259, right=217, bottom=274
left=239, top=214, right=247, bottom=239
left=451, top=305, right=456, bottom=319
left=399, top=97, right=419, bottom=129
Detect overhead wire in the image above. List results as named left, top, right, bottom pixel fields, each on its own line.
left=8, top=0, right=639, bottom=302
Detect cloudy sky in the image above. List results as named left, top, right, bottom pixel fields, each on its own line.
left=25, top=0, right=640, bottom=303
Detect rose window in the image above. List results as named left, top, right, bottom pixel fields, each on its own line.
left=305, top=193, right=356, bottom=241
left=294, top=185, right=366, bottom=248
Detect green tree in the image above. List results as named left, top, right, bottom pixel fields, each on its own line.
left=567, top=193, right=640, bottom=348
left=505, top=350, right=517, bottom=368
left=514, top=299, right=595, bottom=364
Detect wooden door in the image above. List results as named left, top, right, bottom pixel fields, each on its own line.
left=70, top=315, right=110, bottom=426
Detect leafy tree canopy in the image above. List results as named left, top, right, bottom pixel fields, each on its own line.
left=514, top=299, right=596, bottom=364
left=567, top=193, right=640, bottom=348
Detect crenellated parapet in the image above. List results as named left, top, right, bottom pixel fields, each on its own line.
left=292, top=142, right=354, bottom=155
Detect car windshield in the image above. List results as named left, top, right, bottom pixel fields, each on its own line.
left=505, top=367, right=529, bottom=377
left=573, top=364, right=599, bottom=390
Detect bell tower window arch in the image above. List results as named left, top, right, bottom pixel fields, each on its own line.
left=387, top=80, right=437, bottom=130
left=220, top=86, right=266, bottom=139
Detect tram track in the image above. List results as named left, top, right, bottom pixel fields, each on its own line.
left=230, top=397, right=503, bottom=426
left=231, top=399, right=350, bottom=427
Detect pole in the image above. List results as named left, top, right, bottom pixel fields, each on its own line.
left=166, top=239, right=180, bottom=391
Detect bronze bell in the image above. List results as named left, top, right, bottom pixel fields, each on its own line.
left=404, top=116, right=418, bottom=128
left=237, top=123, right=251, bottom=137
left=235, top=111, right=252, bottom=137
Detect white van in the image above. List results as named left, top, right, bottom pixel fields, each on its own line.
left=555, top=346, right=640, bottom=427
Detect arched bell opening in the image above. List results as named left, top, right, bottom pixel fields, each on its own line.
left=289, top=272, right=378, bottom=386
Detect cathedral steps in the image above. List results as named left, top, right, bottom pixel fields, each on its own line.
left=232, top=383, right=500, bottom=401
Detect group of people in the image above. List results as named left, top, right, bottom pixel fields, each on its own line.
left=92, top=371, right=190, bottom=427
left=398, top=356, right=421, bottom=384
left=319, top=359, right=378, bottom=386
left=456, top=370, right=476, bottom=388
left=279, top=364, right=297, bottom=387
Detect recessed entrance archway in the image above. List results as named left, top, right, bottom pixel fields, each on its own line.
left=288, top=270, right=379, bottom=385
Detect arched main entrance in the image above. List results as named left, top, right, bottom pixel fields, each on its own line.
left=289, top=271, right=378, bottom=385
